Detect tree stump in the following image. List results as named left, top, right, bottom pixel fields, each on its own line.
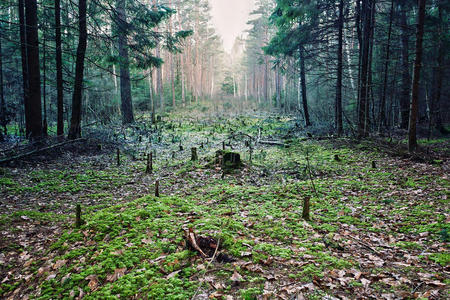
left=191, top=147, right=198, bottom=161
left=146, top=152, right=153, bottom=174
left=155, top=180, right=160, bottom=197
left=216, top=150, right=241, bottom=170
left=116, top=149, right=120, bottom=166
left=75, top=204, right=83, bottom=228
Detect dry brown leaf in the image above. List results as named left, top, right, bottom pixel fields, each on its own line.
left=85, top=274, right=99, bottom=291
left=360, top=278, right=370, bottom=288
left=230, top=271, right=243, bottom=282
left=24, top=258, right=34, bottom=267
left=111, top=249, right=124, bottom=256
left=141, top=238, right=152, bottom=244
left=209, top=291, right=223, bottom=299
left=427, top=280, right=446, bottom=287
left=212, top=282, right=225, bottom=290
left=106, top=268, right=126, bottom=282
left=52, top=259, right=67, bottom=270
left=166, top=270, right=181, bottom=279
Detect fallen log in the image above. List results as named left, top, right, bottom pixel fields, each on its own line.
left=0, top=138, right=87, bottom=164
left=258, top=140, right=286, bottom=146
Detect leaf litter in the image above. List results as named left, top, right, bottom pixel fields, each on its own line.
left=0, top=113, right=448, bottom=299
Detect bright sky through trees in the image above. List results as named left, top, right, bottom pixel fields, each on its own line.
left=209, top=0, right=255, bottom=53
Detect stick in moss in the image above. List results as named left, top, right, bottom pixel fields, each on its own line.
left=146, top=152, right=153, bottom=174
left=75, top=204, right=82, bottom=228
left=302, top=196, right=310, bottom=221
left=155, top=180, right=160, bottom=197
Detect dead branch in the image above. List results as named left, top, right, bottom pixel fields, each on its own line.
left=259, top=140, right=286, bottom=146
left=0, top=138, right=87, bottom=164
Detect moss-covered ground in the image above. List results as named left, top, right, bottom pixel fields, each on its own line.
left=0, top=109, right=448, bottom=299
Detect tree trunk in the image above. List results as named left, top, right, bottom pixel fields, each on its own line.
left=366, top=0, right=375, bottom=133
left=169, top=0, right=176, bottom=107
left=431, top=2, right=444, bottom=134
left=55, top=0, right=64, bottom=136
left=358, top=0, right=371, bottom=138
left=335, top=0, right=344, bottom=136
left=378, top=0, right=394, bottom=130
left=400, top=2, right=410, bottom=129
left=0, top=25, right=5, bottom=138
left=148, top=72, right=155, bottom=124
left=355, top=0, right=362, bottom=120
left=24, top=0, right=42, bottom=139
left=152, top=0, right=164, bottom=110
left=68, top=0, right=87, bottom=139
left=408, top=0, right=426, bottom=152
left=18, top=0, right=30, bottom=136
left=299, top=47, right=311, bottom=126
left=264, top=56, right=268, bottom=104
left=42, top=32, right=48, bottom=137
left=181, top=54, right=186, bottom=106
left=116, top=0, right=134, bottom=124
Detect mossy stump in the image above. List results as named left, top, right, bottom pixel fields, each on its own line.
left=216, top=150, right=242, bottom=171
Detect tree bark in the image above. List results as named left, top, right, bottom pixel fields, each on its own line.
left=335, top=0, right=344, bottom=136
left=55, top=0, right=64, bottom=136
left=68, top=0, right=87, bottom=139
left=42, top=32, right=48, bottom=136
left=358, top=0, right=371, bottom=138
left=408, top=0, right=426, bottom=152
left=116, top=0, right=134, bottom=124
left=152, top=0, right=164, bottom=110
left=148, top=72, right=155, bottom=124
left=24, top=0, right=42, bottom=139
left=18, top=0, right=30, bottom=136
left=0, top=25, right=5, bottom=138
left=299, top=47, right=311, bottom=127
left=378, top=0, right=394, bottom=130
left=431, top=2, right=444, bottom=134
left=400, top=2, right=410, bottom=129
left=169, top=0, right=176, bottom=107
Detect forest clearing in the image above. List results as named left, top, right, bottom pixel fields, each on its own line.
left=1, top=105, right=449, bottom=299
left=0, top=0, right=449, bottom=299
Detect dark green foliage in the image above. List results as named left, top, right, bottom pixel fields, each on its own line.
left=221, top=76, right=234, bottom=95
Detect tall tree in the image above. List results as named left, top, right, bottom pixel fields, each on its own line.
left=408, top=0, right=426, bottom=151
left=68, top=0, right=87, bottom=139
left=299, top=47, right=310, bottom=127
left=335, top=0, right=344, bottom=136
left=116, top=0, right=134, bottom=124
left=18, top=0, right=30, bottom=136
left=153, top=0, right=164, bottom=111
left=399, top=1, right=411, bottom=129
left=55, top=0, right=64, bottom=136
left=0, top=23, right=5, bottom=140
left=430, top=1, right=445, bottom=134
left=358, top=0, right=373, bottom=138
left=378, top=0, right=394, bottom=130
left=24, top=0, right=42, bottom=139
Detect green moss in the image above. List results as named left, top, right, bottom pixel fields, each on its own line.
left=427, top=253, right=450, bottom=266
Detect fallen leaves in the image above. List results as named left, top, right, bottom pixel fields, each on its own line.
left=52, top=259, right=66, bottom=270
left=106, top=268, right=127, bottom=282
left=230, top=271, right=243, bottom=282
left=85, top=274, right=99, bottom=291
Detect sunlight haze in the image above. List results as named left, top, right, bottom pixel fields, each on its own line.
left=209, top=0, right=255, bottom=53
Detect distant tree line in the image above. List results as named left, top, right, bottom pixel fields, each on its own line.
left=239, top=0, right=449, bottom=150
left=0, top=0, right=227, bottom=140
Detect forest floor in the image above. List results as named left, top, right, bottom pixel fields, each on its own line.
left=0, top=106, right=449, bottom=300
